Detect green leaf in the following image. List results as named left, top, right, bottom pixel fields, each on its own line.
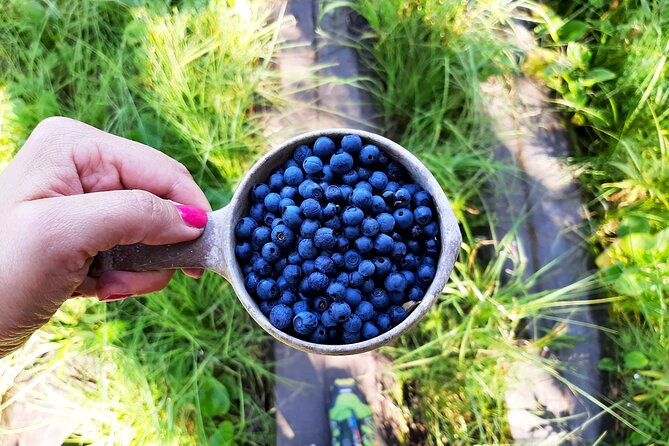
left=598, top=357, right=617, bottom=372
left=624, top=351, right=649, bottom=370
left=200, top=378, right=231, bottom=417
left=617, top=216, right=651, bottom=237
left=613, top=268, right=644, bottom=297
left=558, top=20, right=589, bottom=42
left=209, top=421, right=235, bottom=445
left=581, top=68, right=616, bottom=87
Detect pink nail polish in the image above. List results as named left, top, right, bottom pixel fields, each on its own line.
left=176, top=205, right=208, bottom=228
left=100, top=293, right=133, bottom=302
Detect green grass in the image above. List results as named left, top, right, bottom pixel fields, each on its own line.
left=529, top=1, right=669, bottom=443
left=0, top=0, right=279, bottom=444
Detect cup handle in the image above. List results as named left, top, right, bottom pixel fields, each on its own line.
left=88, top=212, right=216, bottom=277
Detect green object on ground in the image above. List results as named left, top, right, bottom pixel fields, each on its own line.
left=328, top=378, right=375, bottom=446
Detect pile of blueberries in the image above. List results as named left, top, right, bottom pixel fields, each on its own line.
left=234, top=134, right=440, bottom=344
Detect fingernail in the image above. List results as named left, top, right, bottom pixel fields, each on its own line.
left=176, top=205, right=208, bottom=228
left=99, top=293, right=133, bottom=302
left=183, top=267, right=204, bottom=279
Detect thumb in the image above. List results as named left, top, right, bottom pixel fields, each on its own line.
left=33, top=189, right=208, bottom=258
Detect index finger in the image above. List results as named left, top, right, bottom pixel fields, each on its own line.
left=16, top=117, right=212, bottom=211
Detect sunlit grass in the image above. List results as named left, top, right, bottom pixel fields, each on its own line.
left=0, top=0, right=279, bottom=444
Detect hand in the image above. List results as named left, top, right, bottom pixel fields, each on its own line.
left=0, top=117, right=212, bottom=357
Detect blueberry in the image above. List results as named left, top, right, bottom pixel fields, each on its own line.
left=313, top=296, right=329, bottom=313
left=261, top=242, right=281, bottom=262
left=299, top=198, right=320, bottom=219
left=407, top=286, right=423, bottom=301
left=411, top=225, right=424, bottom=238
left=249, top=203, right=265, bottom=223
left=309, top=323, right=328, bottom=343
left=321, top=310, right=338, bottom=327
left=325, top=185, right=343, bottom=203
left=384, top=272, right=408, bottom=292
left=293, top=300, right=310, bottom=314
left=357, top=167, right=372, bottom=181
left=252, top=183, right=271, bottom=202
left=394, top=188, right=411, bottom=208
left=279, top=290, right=297, bottom=306
left=342, top=330, right=361, bottom=344
left=271, top=218, right=285, bottom=229
left=412, top=190, right=432, bottom=207
left=342, top=169, right=359, bottom=185
left=279, top=198, right=295, bottom=213
left=387, top=161, right=406, bottom=181
left=417, top=264, right=436, bottom=284
left=321, top=164, right=334, bottom=182
left=392, top=242, right=407, bottom=259
left=376, top=213, right=395, bottom=233
left=271, top=224, right=294, bottom=248
left=326, top=282, right=347, bottom=302
left=263, top=192, right=281, bottom=213
left=370, top=288, right=389, bottom=308
left=314, top=227, right=336, bottom=250
left=303, top=156, right=323, bottom=175
left=298, top=238, right=319, bottom=259
left=277, top=275, right=292, bottom=292
left=351, top=188, right=373, bottom=209
left=280, top=185, right=299, bottom=200
left=293, top=311, right=319, bottom=335
left=373, top=233, right=394, bottom=254
left=329, top=302, right=351, bottom=322
left=375, top=313, right=392, bottom=332
left=330, top=152, right=354, bottom=174
left=349, top=271, right=365, bottom=288
left=288, top=251, right=302, bottom=265
left=322, top=203, right=338, bottom=219
left=371, top=195, right=386, bottom=214
left=384, top=181, right=401, bottom=194
left=423, top=221, right=439, bottom=238
left=393, top=208, right=414, bottom=229
left=343, top=314, right=362, bottom=333
left=315, top=255, right=335, bottom=275
left=280, top=205, right=302, bottom=229
left=342, top=207, right=364, bottom=226
left=244, top=272, right=260, bottom=294
left=260, top=300, right=277, bottom=316
left=355, top=181, right=373, bottom=193
left=407, top=240, right=421, bottom=254
left=302, top=259, right=316, bottom=275
left=361, top=322, right=380, bottom=340
left=335, top=271, right=349, bottom=286
left=388, top=306, right=407, bottom=324
left=372, top=256, right=392, bottom=276
left=369, top=171, right=388, bottom=190
left=341, top=134, right=362, bottom=154
left=269, top=172, right=285, bottom=191
left=355, top=301, right=374, bottom=321
left=340, top=185, right=353, bottom=201
left=414, top=206, right=433, bottom=225
left=345, top=288, right=363, bottom=307
left=343, top=250, right=362, bottom=271
left=293, top=144, right=313, bottom=164
left=308, top=272, right=329, bottom=291
left=359, top=144, right=380, bottom=165
left=343, top=225, right=361, bottom=240
left=242, top=264, right=253, bottom=275
left=284, top=166, right=304, bottom=186
left=235, top=242, right=253, bottom=260
left=300, top=219, right=320, bottom=239
left=269, top=304, right=294, bottom=329
left=361, top=217, right=380, bottom=237
left=405, top=183, right=421, bottom=196
left=262, top=212, right=277, bottom=226
left=402, top=270, right=416, bottom=286
left=257, top=278, right=279, bottom=300
left=313, top=136, right=336, bottom=158
left=401, top=253, right=420, bottom=271
left=235, top=217, right=258, bottom=240
left=354, top=237, right=373, bottom=254
left=297, top=179, right=320, bottom=200
left=282, top=264, right=302, bottom=284
left=253, top=257, right=273, bottom=277
left=325, top=216, right=342, bottom=231
left=354, top=260, right=374, bottom=278
left=425, top=239, right=439, bottom=255
left=335, top=235, right=349, bottom=252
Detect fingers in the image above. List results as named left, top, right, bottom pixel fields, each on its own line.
left=95, top=270, right=174, bottom=301
left=29, top=189, right=208, bottom=258
left=16, top=117, right=211, bottom=211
